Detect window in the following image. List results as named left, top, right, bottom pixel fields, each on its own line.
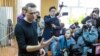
left=59, top=0, right=100, bottom=28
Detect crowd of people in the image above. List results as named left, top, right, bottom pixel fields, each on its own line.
left=15, top=3, right=100, bottom=56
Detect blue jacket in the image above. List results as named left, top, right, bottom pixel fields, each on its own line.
left=43, top=15, right=61, bottom=40
left=77, top=27, right=98, bottom=56
left=55, top=35, right=75, bottom=55
left=77, top=27, right=98, bottom=46
left=58, top=35, right=75, bottom=49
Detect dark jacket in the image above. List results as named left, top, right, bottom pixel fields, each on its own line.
left=81, top=16, right=91, bottom=24
left=82, top=16, right=100, bottom=28
left=43, top=15, right=61, bottom=40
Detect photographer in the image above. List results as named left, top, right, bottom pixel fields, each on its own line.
left=43, top=6, right=61, bottom=56
left=43, top=6, right=61, bottom=40
left=77, top=20, right=98, bottom=56
left=35, top=11, right=45, bottom=42
left=81, top=8, right=99, bottom=27
left=82, top=8, right=100, bottom=42
left=54, top=29, right=75, bottom=56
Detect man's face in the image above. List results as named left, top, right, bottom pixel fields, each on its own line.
left=65, top=30, right=71, bottom=39
left=93, top=8, right=99, bottom=14
left=92, top=12, right=99, bottom=19
left=25, top=7, right=36, bottom=21
left=49, top=9, right=56, bottom=16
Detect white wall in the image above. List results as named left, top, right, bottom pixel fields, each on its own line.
left=17, top=0, right=41, bottom=16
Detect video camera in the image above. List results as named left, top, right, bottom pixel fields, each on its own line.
left=70, top=44, right=82, bottom=56
left=36, top=15, right=41, bottom=22
left=55, top=2, right=68, bottom=16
